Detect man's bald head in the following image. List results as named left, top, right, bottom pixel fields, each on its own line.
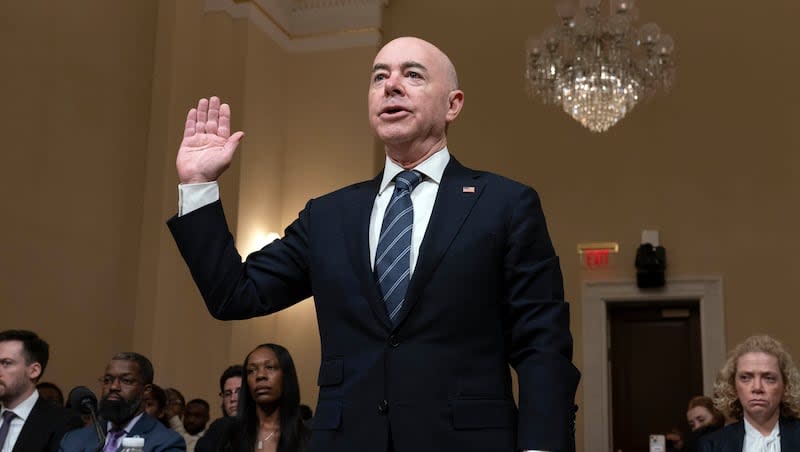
left=376, top=37, right=459, bottom=91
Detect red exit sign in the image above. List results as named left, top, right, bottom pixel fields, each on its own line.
left=578, top=242, right=619, bottom=270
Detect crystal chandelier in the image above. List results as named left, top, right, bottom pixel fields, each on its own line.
left=525, top=0, right=675, bottom=132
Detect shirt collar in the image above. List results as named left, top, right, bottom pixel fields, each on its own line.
left=107, top=412, right=145, bottom=434
left=378, top=147, right=450, bottom=195
left=0, top=389, right=38, bottom=422
left=744, top=416, right=781, bottom=439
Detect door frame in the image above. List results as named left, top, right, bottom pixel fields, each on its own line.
left=581, top=277, right=726, bottom=452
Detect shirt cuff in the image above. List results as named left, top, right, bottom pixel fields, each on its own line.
left=178, top=181, right=219, bottom=216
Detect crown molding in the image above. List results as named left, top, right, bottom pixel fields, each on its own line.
left=205, top=0, right=388, bottom=53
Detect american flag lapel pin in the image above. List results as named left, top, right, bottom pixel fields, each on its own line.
left=462, top=186, right=476, bottom=193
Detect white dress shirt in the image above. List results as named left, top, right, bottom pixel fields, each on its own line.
left=0, top=390, right=38, bottom=452
left=368, top=148, right=448, bottom=274
left=744, top=417, right=781, bottom=452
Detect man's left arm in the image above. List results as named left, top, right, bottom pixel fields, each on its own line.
left=504, top=186, right=580, bottom=452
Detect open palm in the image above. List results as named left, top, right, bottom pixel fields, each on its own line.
left=176, top=96, right=244, bottom=184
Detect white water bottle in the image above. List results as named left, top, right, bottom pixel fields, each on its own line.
left=120, top=437, right=145, bottom=452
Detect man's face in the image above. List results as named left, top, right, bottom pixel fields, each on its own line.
left=246, top=347, right=283, bottom=406
left=368, top=37, right=462, bottom=150
left=98, top=360, right=146, bottom=426
left=735, top=352, right=785, bottom=424
left=0, top=340, right=39, bottom=408
left=222, top=376, right=241, bottom=417
left=183, top=402, right=210, bottom=435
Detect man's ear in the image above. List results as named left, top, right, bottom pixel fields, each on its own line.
left=446, top=89, right=465, bottom=123
left=28, top=362, right=42, bottom=382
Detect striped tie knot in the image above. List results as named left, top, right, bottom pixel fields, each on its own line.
left=394, top=170, right=422, bottom=193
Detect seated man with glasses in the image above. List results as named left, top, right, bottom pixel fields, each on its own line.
left=195, top=365, right=242, bottom=452
left=59, top=352, right=185, bottom=452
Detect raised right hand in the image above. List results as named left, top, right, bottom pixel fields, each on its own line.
left=176, top=96, right=244, bottom=184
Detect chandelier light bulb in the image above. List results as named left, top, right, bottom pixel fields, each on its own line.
left=525, top=0, right=675, bottom=132
left=656, top=34, right=674, bottom=55
left=638, top=22, right=661, bottom=44
left=612, top=0, right=634, bottom=13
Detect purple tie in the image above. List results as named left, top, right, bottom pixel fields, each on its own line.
left=103, top=429, right=124, bottom=452
left=0, top=411, right=17, bottom=451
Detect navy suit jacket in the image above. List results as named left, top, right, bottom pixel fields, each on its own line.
left=11, top=397, right=82, bottom=452
left=696, top=417, right=800, bottom=451
left=58, top=413, right=185, bottom=452
left=168, top=157, right=580, bottom=452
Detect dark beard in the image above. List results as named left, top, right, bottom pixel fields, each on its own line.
left=99, top=398, right=142, bottom=426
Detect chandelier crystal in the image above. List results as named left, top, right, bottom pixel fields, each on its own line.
left=525, top=0, right=675, bottom=132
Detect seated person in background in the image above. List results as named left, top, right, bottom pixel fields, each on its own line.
left=169, top=399, right=210, bottom=452
left=37, top=381, right=65, bottom=407
left=697, top=335, right=800, bottom=451
left=684, top=396, right=726, bottom=452
left=144, top=384, right=170, bottom=427
left=195, top=344, right=309, bottom=452
left=0, top=329, right=82, bottom=451
left=688, top=396, right=726, bottom=433
left=195, top=365, right=242, bottom=451
left=165, top=388, right=186, bottom=425
left=59, top=352, right=185, bottom=452
left=218, top=365, right=243, bottom=418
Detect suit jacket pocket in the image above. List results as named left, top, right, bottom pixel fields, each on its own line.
left=312, top=400, right=343, bottom=430
left=452, top=399, right=516, bottom=430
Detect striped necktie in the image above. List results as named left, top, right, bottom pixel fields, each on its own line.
left=375, top=170, right=423, bottom=324
left=0, top=411, right=17, bottom=451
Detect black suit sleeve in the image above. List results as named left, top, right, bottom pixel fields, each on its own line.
left=504, top=187, right=580, bottom=451
left=167, top=200, right=312, bottom=320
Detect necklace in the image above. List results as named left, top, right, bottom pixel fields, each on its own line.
left=257, top=430, right=277, bottom=450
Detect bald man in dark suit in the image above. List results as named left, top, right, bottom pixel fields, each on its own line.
left=169, top=37, right=580, bottom=452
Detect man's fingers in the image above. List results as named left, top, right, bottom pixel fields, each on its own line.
left=218, top=103, right=232, bottom=139
left=195, top=98, right=209, bottom=135
left=184, top=108, right=197, bottom=138
left=206, top=96, right=220, bottom=136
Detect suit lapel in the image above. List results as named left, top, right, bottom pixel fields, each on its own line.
left=733, top=420, right=745, bottom=451
left=13, top=398, right=45, bottom=452
left=340, top=174, right=393, bottom=329
left=128, top=413, right=155, bottom=436
left=393, top=158, right=483, bottom=328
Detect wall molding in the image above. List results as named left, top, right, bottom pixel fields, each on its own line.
left=205, top=0, right=388, bottom=53
left=581, top=277, right=726, bottom=452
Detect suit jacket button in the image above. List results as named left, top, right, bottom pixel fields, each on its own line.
left=378, top=399, right=389, bottom=414
left=388, top=335, right=400, bottom=347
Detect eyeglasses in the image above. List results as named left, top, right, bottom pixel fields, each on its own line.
left=219, top=389, right=240, bottom=399
left=98, top=375, right=139, bottom=387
